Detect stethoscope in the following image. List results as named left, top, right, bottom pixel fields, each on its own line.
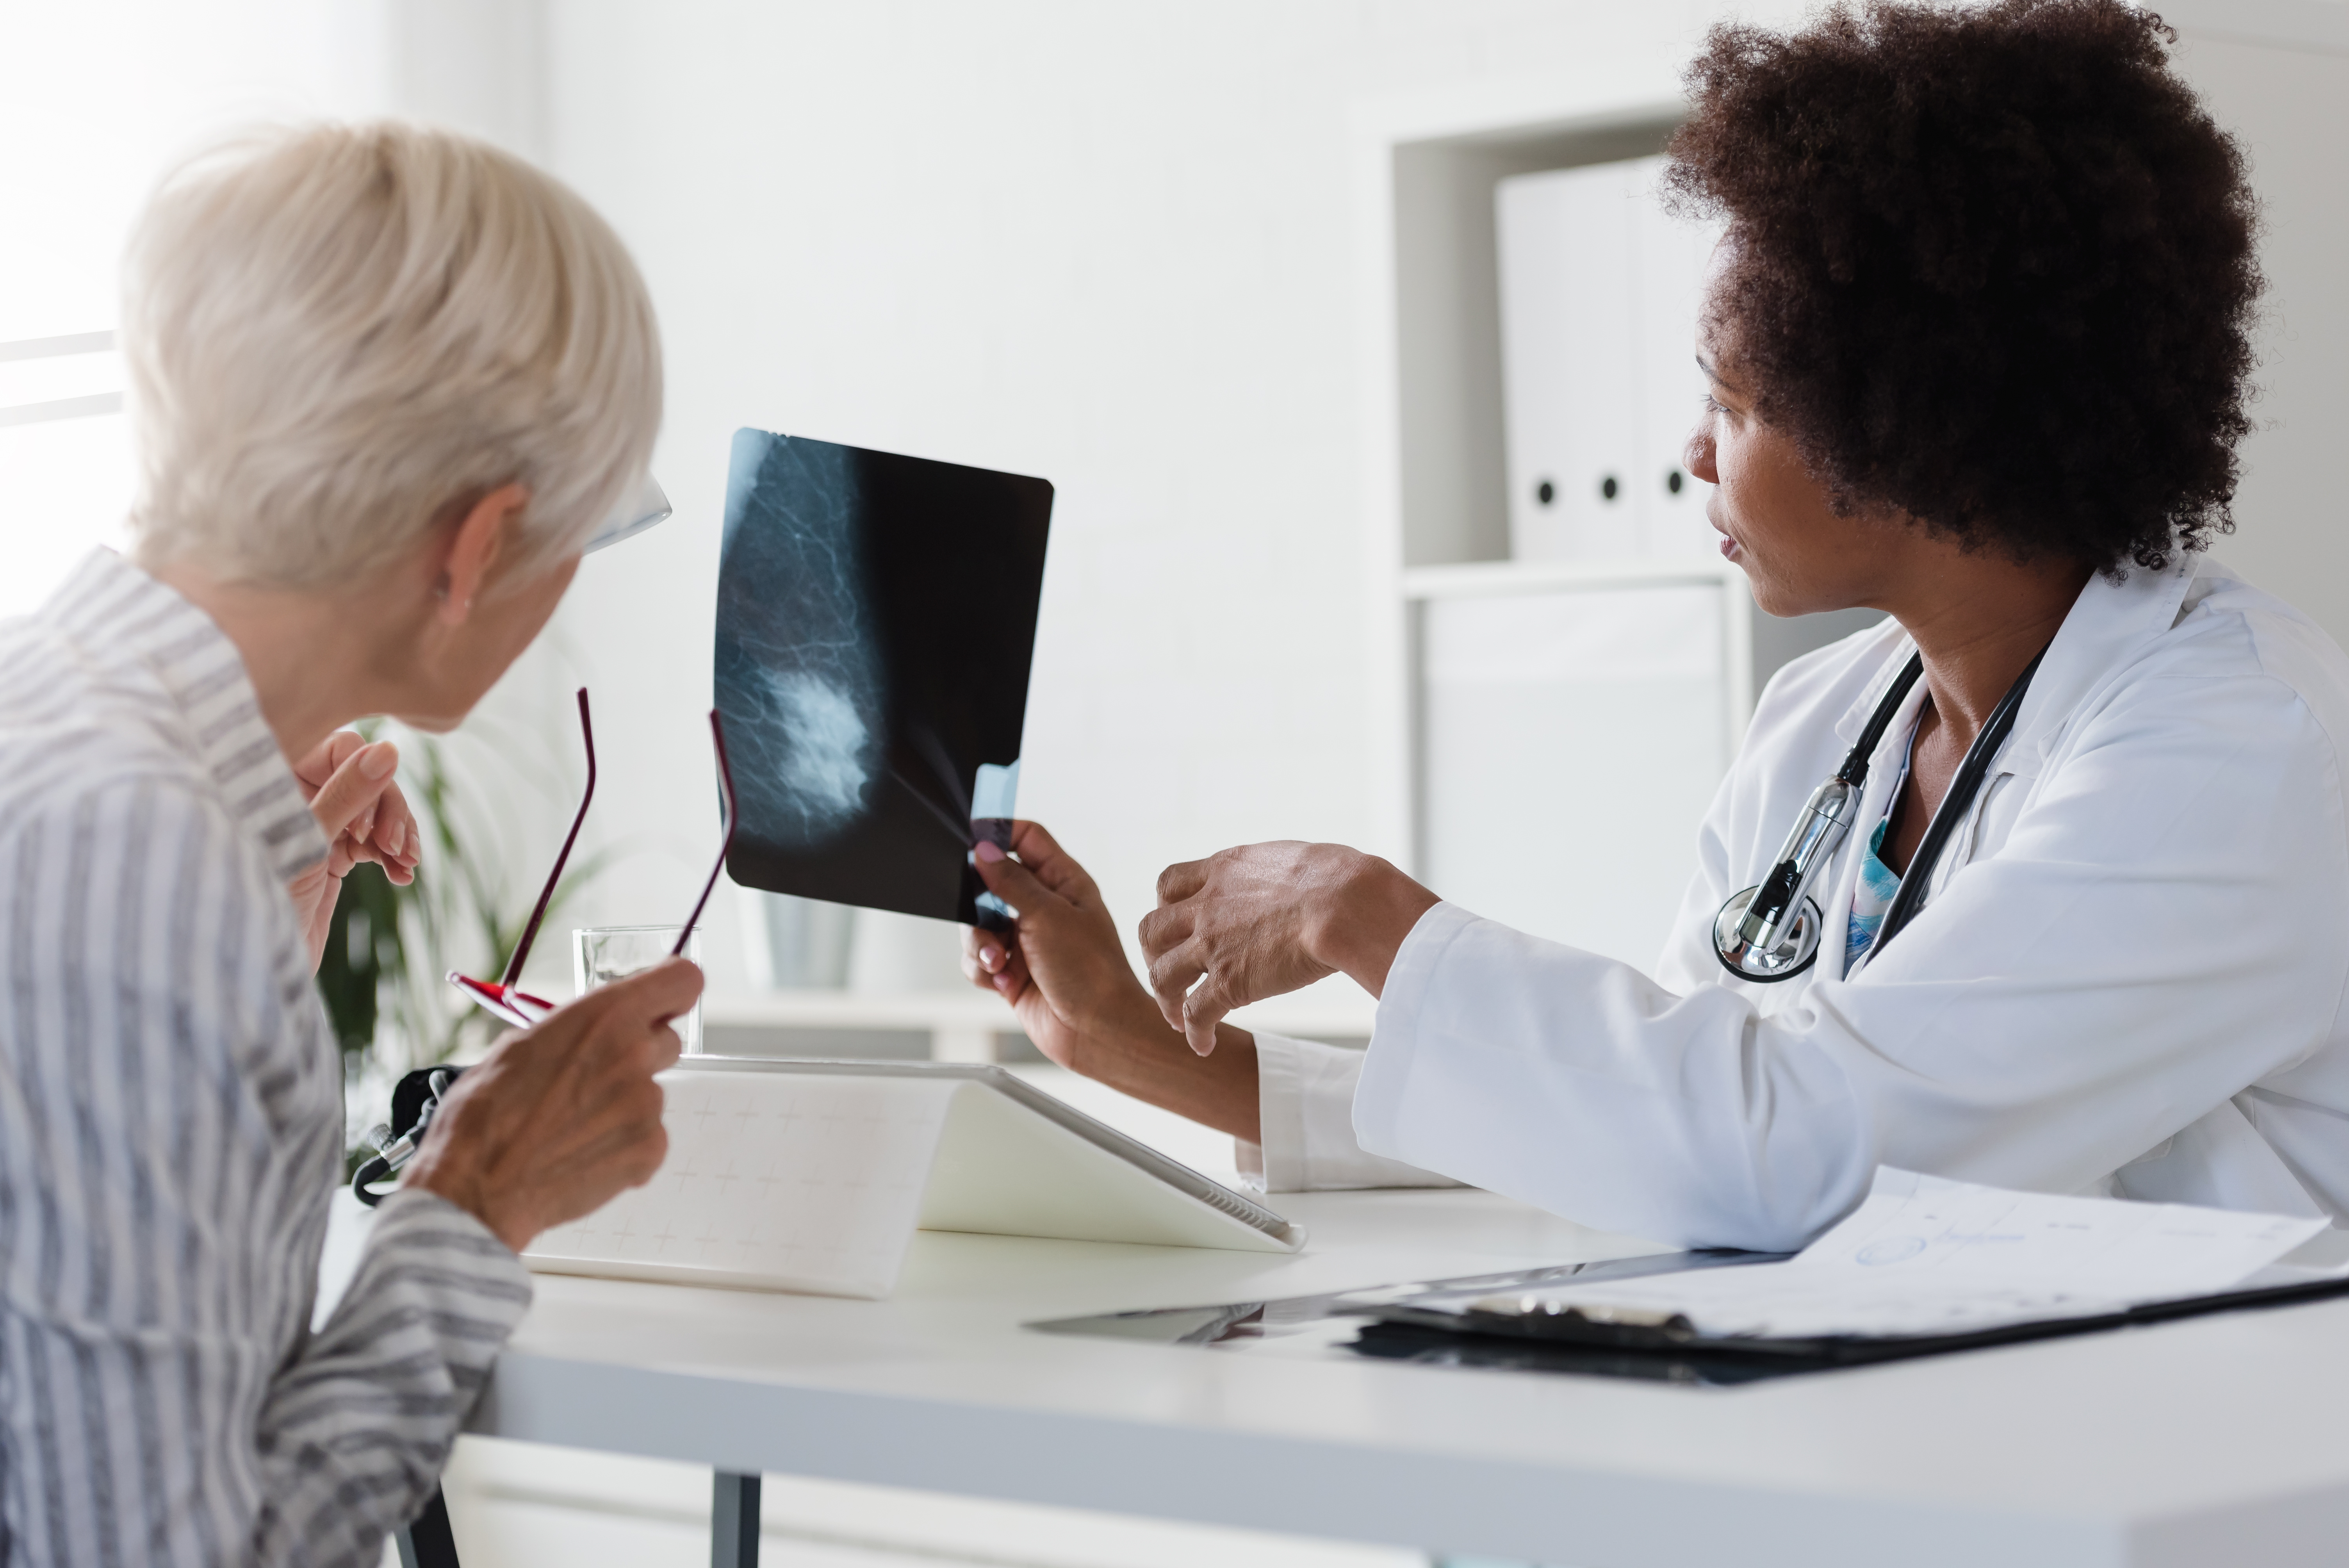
left=1713, top=644, right=2046, bottom=982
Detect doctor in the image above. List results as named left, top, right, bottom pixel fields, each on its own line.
left=964, top=0, right=2349, bottom=1251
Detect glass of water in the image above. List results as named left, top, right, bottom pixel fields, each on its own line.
left=574, top=925, right=704, bottom=1053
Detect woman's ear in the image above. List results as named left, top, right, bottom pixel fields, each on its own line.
left=434, top=484, right=532, bottom=625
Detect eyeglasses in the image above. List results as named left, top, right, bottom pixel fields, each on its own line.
left=447, top=688, right=735, bottom=1029
left=585, top=473, right=672, bottom=554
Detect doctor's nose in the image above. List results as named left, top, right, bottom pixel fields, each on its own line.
left=1684, top=422, right=1720, bottom=487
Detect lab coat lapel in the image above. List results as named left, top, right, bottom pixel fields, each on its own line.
left=2001, top=556, right=2201, bottom=775
left=1884, top=558, right=2199, bottom=910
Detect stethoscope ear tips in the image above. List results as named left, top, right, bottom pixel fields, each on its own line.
left=1713, top=886, right=1824, bottom=983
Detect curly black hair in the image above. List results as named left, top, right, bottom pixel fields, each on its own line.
left=1663, top=0, right=2259, bottom=573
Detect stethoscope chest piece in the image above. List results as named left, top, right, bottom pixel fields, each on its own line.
left=1713, top=886, right=1825, bottom=982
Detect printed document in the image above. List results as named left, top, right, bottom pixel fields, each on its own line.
left=1469, top=1168, right=2332, bottom=1340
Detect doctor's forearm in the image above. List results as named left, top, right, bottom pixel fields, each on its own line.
left=1064, top=852, right=1428, bottom=1142
left=1070, top=1006, right=1262, bottom=1143
left=1305, top=853, right=1441, bottom=1000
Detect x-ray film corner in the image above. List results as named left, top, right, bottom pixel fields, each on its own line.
left=969, top=759, right=1020, bottom=928
left=971, top=761, right=1019, bottom=820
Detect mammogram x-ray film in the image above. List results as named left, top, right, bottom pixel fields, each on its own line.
left=715, top=429, right=1052, bottom=928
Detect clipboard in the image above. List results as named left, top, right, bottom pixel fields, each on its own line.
left=1368, top=1262, right=2349, bottom=1376
left=1029, top=1238, right=2349, bottom=1386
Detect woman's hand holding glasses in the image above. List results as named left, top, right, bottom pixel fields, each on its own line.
left=403, top=957, right=702, bottom=1252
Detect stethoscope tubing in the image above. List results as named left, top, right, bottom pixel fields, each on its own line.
left=1857, top=644, right=2047, bottom=967
left=1713, top=641, right=2047, bottom=980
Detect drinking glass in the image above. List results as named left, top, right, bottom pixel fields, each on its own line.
left=575, top=925, right=705, bottom=1053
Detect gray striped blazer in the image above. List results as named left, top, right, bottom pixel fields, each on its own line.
left=0, top=550, right=531, bottom=1566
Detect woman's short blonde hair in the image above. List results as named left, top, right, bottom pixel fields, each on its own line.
left=122, top=121, right=662, bottom=589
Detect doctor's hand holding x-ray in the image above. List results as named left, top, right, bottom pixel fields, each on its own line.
left=970, top=1, right=2349, bottom=1251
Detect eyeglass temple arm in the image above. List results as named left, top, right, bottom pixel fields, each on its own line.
left=500, top=688, right=597, bottom=988
left=673, top=709, right=736, bottom=958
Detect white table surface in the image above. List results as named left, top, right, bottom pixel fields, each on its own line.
left=320, top=1067, right=2349, bottom=1568
left=376, top=1159, right=2349, bottom=1568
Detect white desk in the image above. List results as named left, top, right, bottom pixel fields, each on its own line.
left=445, top=1182, right=2349, bottom=1568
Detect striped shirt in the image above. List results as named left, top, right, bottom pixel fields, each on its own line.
left=0, top=550, right=532, bottom=1566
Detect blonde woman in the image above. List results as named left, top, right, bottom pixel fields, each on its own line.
left=0, top=125, right=694, bottom=1564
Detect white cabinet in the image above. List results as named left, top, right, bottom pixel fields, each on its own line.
left=1497, top=156, right=1719, bottom=563
left=1414, top=565, right=1745, bottom=969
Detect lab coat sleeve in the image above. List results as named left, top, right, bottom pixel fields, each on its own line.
left=1351, top=667, right=2349, bottom=1252
left=1240, top=1031, right=1464, bottom=1192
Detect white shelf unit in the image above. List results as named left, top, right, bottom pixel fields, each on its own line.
left=1403, top=555, right=1753, bottom=969
left=1401, top=553, right=1756, bottom=754
left=1496, top=157, right=1721, bottom=563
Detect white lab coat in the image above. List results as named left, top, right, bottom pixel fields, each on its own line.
left=1246, top=556, right=2349, bottom=1251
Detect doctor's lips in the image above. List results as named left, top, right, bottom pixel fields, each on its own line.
left=1711, top=514, right=1744, bottom=563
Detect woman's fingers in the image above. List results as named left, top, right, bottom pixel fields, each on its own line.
left=961, top=925, right=1012, bottom=987
left=1144, top=933, right=1207, bottom=1033
left=1004, top=820, right=1101, bottom=902
left=291, top=731, right=419, bottom=873
left=307, top=740, right=401, bottom=843
left=1141, top=859, right=1224, bottom=1037
left=405, top=958, right=703, bottom=1251
left=1154, top=857, right=1210, bottom=907
left=1136, top=899, right=1193, bottom=969
left=1180, top=968, right=1244, bottom=1057
left=987, top=945, right=1032, bottom=1003
left=971, top=840, right=1063, bottom=916
left=569, top=957, right=698, bottom=1073
left=965, top=853, right=1050, bottom=1005
left=370, top=777, right=418, bottom=863
left=293, top=728, right=366, bottom=793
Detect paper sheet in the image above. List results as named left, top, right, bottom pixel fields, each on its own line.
left=1470, top=1169, right=2332, bottom=1340
left=525, top=1069, right=961, bottom=1299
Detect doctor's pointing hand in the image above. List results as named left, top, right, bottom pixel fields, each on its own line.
left=969, top=0, right=2349, bottom=1254
left=1137, top=843, right=1435, bottom=1057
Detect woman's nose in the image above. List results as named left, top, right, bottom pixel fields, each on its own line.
left=1684, top=422, right=1719, bottom=486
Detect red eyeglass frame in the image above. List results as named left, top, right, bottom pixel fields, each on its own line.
left=447, top=688, right=736, bottom=1028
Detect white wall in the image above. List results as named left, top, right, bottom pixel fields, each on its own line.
left=0, top=0, right=396, bottom=618
left=0, top=1, right=392, bottom=344
left=2167, top=27, right=2349, bottom=639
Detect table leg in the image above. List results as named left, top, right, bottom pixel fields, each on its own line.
left=393, top=1483, right=460, bottom=1568
left=713, top=1471, right=761, bottom=1568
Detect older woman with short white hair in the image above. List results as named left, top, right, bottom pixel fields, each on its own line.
left=0, top=123, right=694, bottom=1565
